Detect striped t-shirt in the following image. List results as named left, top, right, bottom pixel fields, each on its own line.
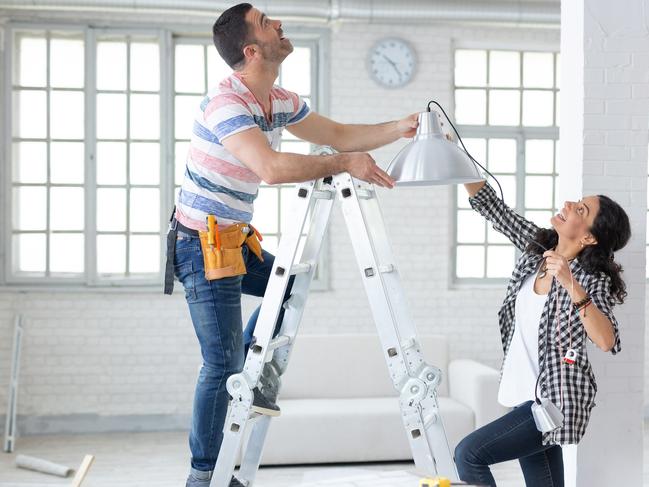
left=175, top=71, right=311, bottom=231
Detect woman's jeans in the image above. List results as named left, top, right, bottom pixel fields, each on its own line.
left=173, top=232, right=293, bottom=473
left=454, top=401, right=564, bottom=487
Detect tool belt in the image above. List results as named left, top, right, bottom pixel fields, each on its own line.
left=163, top=208, right=263, bottom=295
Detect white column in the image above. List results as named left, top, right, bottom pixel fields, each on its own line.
left=560, top=1, right=648, bottom=486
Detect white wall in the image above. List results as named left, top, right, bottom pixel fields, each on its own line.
left=13, top=16, right=647, bottom=435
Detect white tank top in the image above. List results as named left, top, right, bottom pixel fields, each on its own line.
left=498, top=272, right=548, bottom=408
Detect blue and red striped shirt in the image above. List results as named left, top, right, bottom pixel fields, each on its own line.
left=175, top=71, right=311, bottom=230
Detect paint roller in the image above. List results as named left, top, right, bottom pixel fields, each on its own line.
left=15, top=454, right=73, bottom=477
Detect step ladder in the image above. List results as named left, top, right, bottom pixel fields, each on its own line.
left=211, top=146, right=459, bottom=486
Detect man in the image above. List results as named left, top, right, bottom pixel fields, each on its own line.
left=167, top=4, right=419, bottom=486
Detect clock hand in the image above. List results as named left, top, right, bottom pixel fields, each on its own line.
left=382, top=54, right=402, bottom=79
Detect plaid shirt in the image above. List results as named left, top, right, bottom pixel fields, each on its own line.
left=469, top=183, right=621, bottom=445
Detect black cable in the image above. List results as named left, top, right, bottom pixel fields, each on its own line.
left=426, top=99, right=505, bottom=204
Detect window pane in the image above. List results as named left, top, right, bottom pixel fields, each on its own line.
left=499, top=175, right=517, bottom=208
left=525, top=175, right=554, bottom=208
left=175, top=142, right=189, bottom=186
left=457, top=210, right=485, bottom=243
left=523, top=52, right=554, bottom=88
left=15, top=233, right=46, bottom=273
left=51, top=142, right=84, bottom=184
left=14, top=90, right=46, bottom=138
left=251, top=187, right=279, bottom=235
left=130, top=142, right=160, bottom=185
left=97, top=41, right=127, bottom=91
left=455, top=50, right=486, bottom=87
left=50, top=233, right=84, bottom=273
left=130, top=94, right=159, bottom=140
left=281, top=47, right=311, bottom=95
left=97, top=94, right=127, bottom=139
left=525, top=139, right=554, bottom=173
left=175, top=45, right=205, bottom=93
left=130, top=188, right=160, bottom=232
left=555, top=54, right=561, bottom=89
left=457, top=188, right=471, bottom=209
left=280, top=141, right=311, bottom=155
left=97, top=142, right=127, bottom=185
left=489, top=51, right=520, bottom=87
left=455, top=89, right=486, bottom=125
left=489, top=90, right=520, bottom=126
left=526, top=210, right=553, bottom=228
left=97, top=188, right=126, bottom=232
left=487, top=245, right=515, bottom=278
left=50, top=37, right=84, bottom=88
left=131, top=42, right=160, bottom=91
left=488, top=139, right=516, bottom=173
left=280, top=186, right=299, bottom=235
left=14, top=186, right=47, bottom=230
left=487, top=225, right=510, bottom=244
left=129, top=235, right=160, bottom=273
left=555, top=92, right=561, bottom=126
left=262, top=235, right=278, bottom=255
left=13, top=142, right=47, bottom=183
left=97, top=235, right=126, bottom=274
left=16, top=35, right=46, bottom=87
left=207, top=49, right=232, bottom=88
left=50, top=91, right=84, bottom=139
left=175, top=95, right=202, bottom=140
left=50, top=187, right=84, bottom=231
left=462, top=138, right=487, bottom=165
left=522, top=90, right=554, bottom=127
left=456, top=246, right=485, bottom=278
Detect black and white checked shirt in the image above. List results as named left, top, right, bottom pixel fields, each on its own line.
left=469, top=183, right=621, bottom=445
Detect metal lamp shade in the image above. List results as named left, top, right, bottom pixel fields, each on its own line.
left=387, top=111, right=485, bottom=186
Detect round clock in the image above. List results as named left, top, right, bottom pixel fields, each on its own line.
left=367, top=38, right=417, bottom=88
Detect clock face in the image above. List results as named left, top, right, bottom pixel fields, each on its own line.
left=368, top=38, right=416, bottom=88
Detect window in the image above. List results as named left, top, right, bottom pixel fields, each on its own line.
left=4, top=25, right=325, bottom=287
left=453, top=49, right=560, bottom=281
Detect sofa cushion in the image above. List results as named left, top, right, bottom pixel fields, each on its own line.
left=280, top=334, right=449, bottom=399
left=261, top=396, right=473, bottom=465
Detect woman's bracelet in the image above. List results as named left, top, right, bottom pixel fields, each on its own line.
left=578, top=300, right=592, bottom=317
left=573, top=294, right=591, bottom=309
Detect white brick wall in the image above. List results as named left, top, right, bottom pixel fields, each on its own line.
left=5, top=17, right=642, bottom=434
left=561, top=1, right=647, bottom=485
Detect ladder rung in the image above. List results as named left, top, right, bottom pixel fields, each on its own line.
left=378, top=264, right=394, bottom=273
left=268, top=335, right=291, bottom=352
left=356, top=189, right=374, bottom=199
left=290, top=263, right=312, bottom=275
left=313, top=190, right=334, bottom=200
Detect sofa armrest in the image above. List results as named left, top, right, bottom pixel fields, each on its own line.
left=448, top=359, right=509, bottom=429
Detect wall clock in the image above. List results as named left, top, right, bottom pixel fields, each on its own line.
left=367, top=37, right=417, bottom=88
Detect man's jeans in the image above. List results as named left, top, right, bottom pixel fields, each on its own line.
left=173, top=232, right=293, bottom=473
left=454, top=400, right=564, bottom=487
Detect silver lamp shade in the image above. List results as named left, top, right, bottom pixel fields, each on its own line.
left=387, top=110, right=485, bottom=186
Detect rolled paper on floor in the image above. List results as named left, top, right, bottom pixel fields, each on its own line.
left=15, top=454, right=73, bottom=477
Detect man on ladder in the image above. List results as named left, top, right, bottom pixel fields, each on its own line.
left=163, top=3, right=419, bottom=486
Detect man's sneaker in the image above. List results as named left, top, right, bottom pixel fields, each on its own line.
left=185, top=471, right=245, bottom=487
left=251, top=386, right=281, bottom=417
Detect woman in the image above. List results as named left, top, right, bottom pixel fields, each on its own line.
left=454, top=179, right=631, bottom=487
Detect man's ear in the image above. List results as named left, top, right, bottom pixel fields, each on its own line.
left=243, top=44, right=257, bottom=62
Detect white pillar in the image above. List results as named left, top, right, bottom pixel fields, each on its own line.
left=559, top=1, right=648, bottom=486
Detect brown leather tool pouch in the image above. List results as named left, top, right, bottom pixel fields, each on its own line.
left=198, top=224, right=248, bottom=280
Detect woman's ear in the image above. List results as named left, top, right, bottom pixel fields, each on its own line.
left=582, top=233, right=598, bottom=247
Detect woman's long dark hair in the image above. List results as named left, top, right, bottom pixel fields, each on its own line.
left=526, top=195, right=631, bottom=304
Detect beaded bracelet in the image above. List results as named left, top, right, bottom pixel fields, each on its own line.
left=573, top=294, right=591, bottom=309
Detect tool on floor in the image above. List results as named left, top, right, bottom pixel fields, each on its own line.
left=15, top=454, right=73, bottom=477
left=71, top=454, right=95, bottom=487
left=4, top=314, right=24, bottom=453
left=210, top=146, right=459, bottom=487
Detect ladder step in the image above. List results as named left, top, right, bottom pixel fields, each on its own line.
left=357, top=189, right=375, bottom=199
left=268, top=335, right=291, bottom=352
left=274, top=262, right=312, bottom=277
left=313, top=190, right=334, bottom=200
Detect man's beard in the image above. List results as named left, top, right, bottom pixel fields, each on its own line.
left=259, top=39, right=292, bottom=63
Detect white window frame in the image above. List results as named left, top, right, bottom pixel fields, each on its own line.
left=0, top=20, right=330, bottom=291
left=451, top=45, right=560, bottom=286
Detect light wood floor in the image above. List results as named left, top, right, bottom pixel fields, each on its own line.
left=0, top=426, right=646, bottom=486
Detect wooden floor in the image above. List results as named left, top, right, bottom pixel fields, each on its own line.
left=0, top=426, right=646, bottom=486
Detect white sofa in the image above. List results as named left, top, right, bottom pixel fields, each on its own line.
left=259, top=334, right=508, bottom=465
